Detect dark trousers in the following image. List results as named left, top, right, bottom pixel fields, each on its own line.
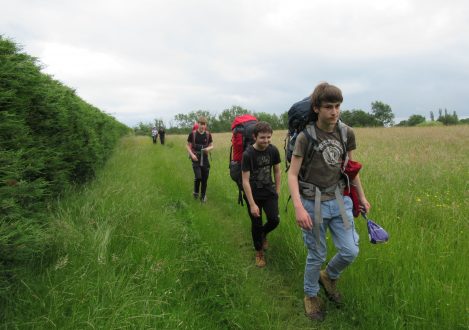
left=192, top=164, right=210, bottom=197
left=244, top=195, right=280, bottom=251
left=152, top=136, right=157, bottom=144
left=159, top=135, right=165, bottom=145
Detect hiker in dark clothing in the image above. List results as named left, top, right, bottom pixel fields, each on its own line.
left=186, top=116, right=213, bottom=203
left=158, top=127, right=166, bottom=145
left=242, top=121, right=281, bottom=268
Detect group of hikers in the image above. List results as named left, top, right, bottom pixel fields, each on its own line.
left=185, top=82, right=371, bottom=322
left=151, top=126, right=166, bottom=145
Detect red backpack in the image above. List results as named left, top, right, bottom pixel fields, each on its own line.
left=229, top=114, right=258, bottom=205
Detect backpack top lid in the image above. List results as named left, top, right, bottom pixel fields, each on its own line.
left=231, top=114, right=258, bottom=130
left=288, top=97, right=311, bottom=133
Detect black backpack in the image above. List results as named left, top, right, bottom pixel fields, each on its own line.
left=284, top=97, right=312, bottom=170
left=284, top=97, right=348, bottom=171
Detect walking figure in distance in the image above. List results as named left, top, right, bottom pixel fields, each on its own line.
left=158, top=126, right=166, bottom=145
left=151, top=126, right=158, bottom=144
left=186, top=116, right=213, bottom=203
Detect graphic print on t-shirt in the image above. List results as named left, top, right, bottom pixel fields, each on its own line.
left=318, top=139, right=343, bottom=166
left=253, top=153, right=271, bottom=186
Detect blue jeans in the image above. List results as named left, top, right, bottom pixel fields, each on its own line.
left=301, top=196, right=359, bottom=297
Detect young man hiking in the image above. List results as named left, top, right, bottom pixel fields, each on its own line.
left=186, top=116, right=213, bottom=203
left=287, top=82, right=371, bottom=321
left=241, top=121, right=281, bottom=268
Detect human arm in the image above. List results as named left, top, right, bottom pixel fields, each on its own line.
left=242, top=170, right=260, bottom=217
left=273, top=163, right=281, bottom=195
left=202, top=142, right=213, bottom=154
left=186, top=143, right=198, bottom=161
left=287, top=155, right=313, bottom=230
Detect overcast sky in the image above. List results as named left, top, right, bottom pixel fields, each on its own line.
left=2, top=0, right=468, bottom=127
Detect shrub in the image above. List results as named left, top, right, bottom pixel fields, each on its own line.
left=0, top=36, right=130, bottom=295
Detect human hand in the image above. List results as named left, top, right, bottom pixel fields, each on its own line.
left=295, top=206, right=313, bottom=230
left=250, top=204, right=260, bottom=218
left=360, top=197, right=371, bottom=214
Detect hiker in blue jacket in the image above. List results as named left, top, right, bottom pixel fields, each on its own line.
left=241, top=121, right=281, bottom=268
left=288, top=82, right=370, bottom=321
left=186, top=116, right=213, bottom=203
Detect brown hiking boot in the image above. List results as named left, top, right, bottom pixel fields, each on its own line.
left=255, top=251, right=266, bottom=268
left=304, top=296, right=325, bottom=321
left=319, top=270, right=342, bottom=305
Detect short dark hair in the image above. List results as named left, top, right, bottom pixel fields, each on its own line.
left=309, top=82, right=343, bottom=121
left=253, top=121, right=273, bottom=137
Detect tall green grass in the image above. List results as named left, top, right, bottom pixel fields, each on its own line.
left=2, top=126, right=468, bottom=329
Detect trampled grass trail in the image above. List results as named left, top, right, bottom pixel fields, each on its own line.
left=3, top=127, right=469, bottom=329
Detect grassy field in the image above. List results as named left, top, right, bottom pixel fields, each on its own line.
left=2, top=126, right=468, bottom=329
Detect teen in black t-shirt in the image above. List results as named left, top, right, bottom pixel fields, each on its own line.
left=186, top=117, right=213, bottom=202
left=241, top=121, right=281, bottom=268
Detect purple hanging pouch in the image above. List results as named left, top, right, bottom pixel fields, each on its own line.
left=362, top=213, right=389, bottom=244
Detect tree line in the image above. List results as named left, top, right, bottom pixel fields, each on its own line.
left=135, top=101, right=467, bottom=135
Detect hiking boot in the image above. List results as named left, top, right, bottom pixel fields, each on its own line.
left=255, top=251, right=266, bottom=268
left=200, top=195, right=207, bottom=203
left=304, top=296, right=325, bottom=321
left=319, top=270, right=342, bottom=305
left=192, top=192, right=199, bottom=200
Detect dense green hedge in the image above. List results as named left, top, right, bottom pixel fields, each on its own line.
left=0, top=36, right=130, bottom=292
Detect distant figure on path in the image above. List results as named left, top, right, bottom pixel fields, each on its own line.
left=288, top=82, right=371, bottom=322
left=158, top=127, right=166, bottom=145
left=151, top=126, right=158, bottom=144
left=241, top=121, right=281, bottom=268
left=186, top=116, right=213, bottom=203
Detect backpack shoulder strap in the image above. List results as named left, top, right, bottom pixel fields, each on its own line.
left=303, top=124, right=319, bottom=159
left=337, top=120, right=348, bottom=146
left=337, top=121, right=350, bottom=168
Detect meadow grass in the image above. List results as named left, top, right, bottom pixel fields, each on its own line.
left=2, top=126, right=468, bottom=329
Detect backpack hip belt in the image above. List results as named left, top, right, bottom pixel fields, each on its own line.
left=298, top=180, right=351, bottom=231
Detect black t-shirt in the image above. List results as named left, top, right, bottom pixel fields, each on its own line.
left=187, top=130, right=213, bottom=166
left=241, top=144, right=281, bottom=199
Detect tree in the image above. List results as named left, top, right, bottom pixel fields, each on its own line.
left=341, top=109, right=380, bottom=127
left=437, top=108, right=458, bottom=125
left=396, top=120, right=408, bottom=127
left=407, top=114, right=426, bottom=126
left=280, top=111, right=288, bottom=129
left=371, top=101, right=395, bottom=127
left=430, top=111, right=434, bottom=121
left=215, top=105, right=249, bottom=132
left=133, top=121, right=152, bottom=135
left=254, top=112, right=283, bottom=130
left=154, top=118, right=165, bottom=128
left=174, top=110, right=212, bottom=130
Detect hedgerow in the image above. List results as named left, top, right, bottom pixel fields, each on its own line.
left=0, top=36, right=130, bottom=297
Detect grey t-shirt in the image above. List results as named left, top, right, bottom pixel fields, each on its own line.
left=292, top=123, right=356, bottom=200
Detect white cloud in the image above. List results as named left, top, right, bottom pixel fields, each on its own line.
left=2, top=0, right=469, bottom=126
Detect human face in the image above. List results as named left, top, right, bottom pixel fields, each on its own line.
left=315, top=102, right=341, bottom=129
left=254, top=131, right=272, bottom=150
left=197, top=122, right=207, bottom=133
